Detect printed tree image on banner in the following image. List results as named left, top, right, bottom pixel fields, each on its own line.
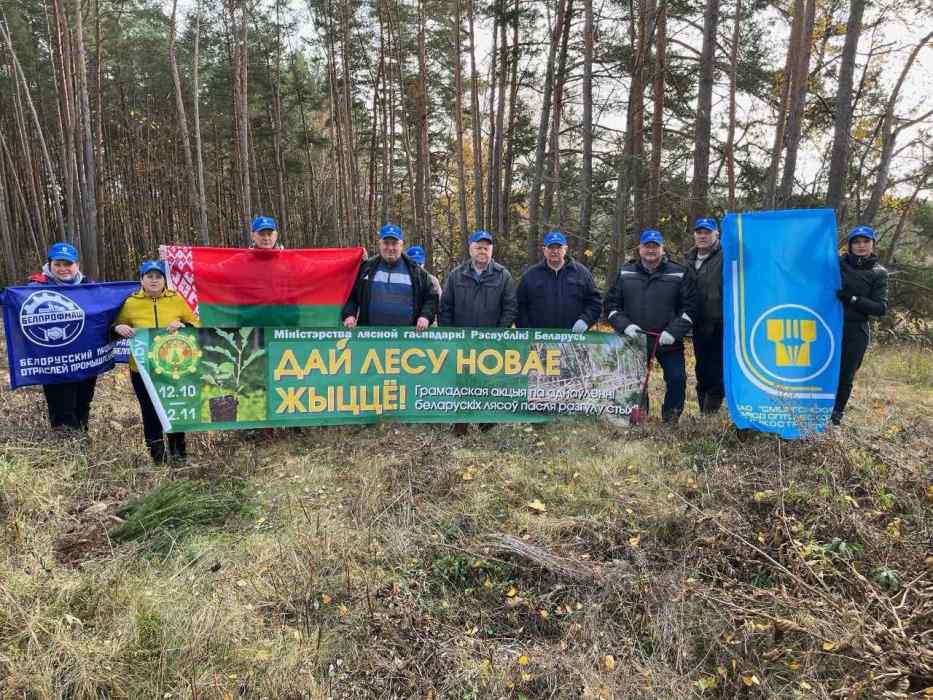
left=128, top=327, right=647, bottom=432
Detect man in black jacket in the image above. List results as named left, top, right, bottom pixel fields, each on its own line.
left=516, top=230, right=602, bottom=331
left=342, top=224, right=438, bottom=330
left=606, top=230, right=698, bottom=423
left=439, top=230, right=517, bottom=328
left=833, top=225, right=888, bottom=425
left=685, top=217, right=724, bottom=413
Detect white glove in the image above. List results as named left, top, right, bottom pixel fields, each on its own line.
left=624, top=324, right=642, bottom=338
left=659, top=331, right=675, bottom=346
left=572, top=319, right=588, bottom=334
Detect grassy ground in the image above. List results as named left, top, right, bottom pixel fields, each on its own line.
left=0, top=344, right=931, bottom=699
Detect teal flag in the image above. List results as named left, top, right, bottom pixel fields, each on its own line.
left=722, top=209, right=843, bottom=438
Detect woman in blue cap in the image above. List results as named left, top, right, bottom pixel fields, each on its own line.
left=28, top=242, right=97, bottom=432
left=833, top=225, right=888, bottom=425
left=114, top=260, right=200, bottom=462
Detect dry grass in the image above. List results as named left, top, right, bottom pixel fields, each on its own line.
left=0, top=344, right=931, bottom=699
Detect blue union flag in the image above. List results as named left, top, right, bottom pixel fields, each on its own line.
left=2, top=282, right=138, bottom=389
left=722, top=209, right=843, bottom=438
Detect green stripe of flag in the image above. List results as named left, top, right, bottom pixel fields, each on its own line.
left=198, top=303, right=344, bottom=328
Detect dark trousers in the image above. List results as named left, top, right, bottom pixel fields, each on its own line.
left=653, top=348, right=687, bottom=422
left=130, top=371, right=186, bottom=461
left=692, top=324, right=725, bottom=413
left=42, top=377, right=97, bottom=431
left=833, top=322, right=870, bottom=423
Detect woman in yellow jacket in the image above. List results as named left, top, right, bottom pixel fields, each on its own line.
left=114, top=260, right=200, bottom=462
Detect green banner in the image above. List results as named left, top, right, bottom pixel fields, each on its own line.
left=129, top=327, right=647, bottom=432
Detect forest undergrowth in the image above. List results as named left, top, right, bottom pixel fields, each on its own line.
left=1, top=341, right=931, bottom=699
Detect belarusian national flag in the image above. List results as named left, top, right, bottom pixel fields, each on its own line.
left=162, top=246, right=364, bottom=326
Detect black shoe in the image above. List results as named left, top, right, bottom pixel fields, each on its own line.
left=830, top=411, right=842, bottom=426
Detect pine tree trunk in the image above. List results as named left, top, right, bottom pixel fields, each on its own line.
left=453, top=0, right=469, bottom=240
left=579, top=0, right=594, bottom=255
left=764, top=0, right=802, bottom=208
left=777, top=0, right=816, bottom=205
left=689, top=0, right=719, bottom=227
left=542, top=0, right=573, bottom=232
left=168, top=0, right=200, bottom=242
left=467, top=0, right=483, bottom=230
left=647, top=0, right=665, bottom=229
left=825, top=0, right=865, bottom=212
left=725, top=0, right=740, bottom=211
left=192, top=4, right=210, bottom=244
left=527, top=0, right=569, bottom=261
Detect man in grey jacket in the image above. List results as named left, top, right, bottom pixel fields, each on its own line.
left=440, top=229, right=517, bottom=435
left=439, top=230, right=518, bottom=328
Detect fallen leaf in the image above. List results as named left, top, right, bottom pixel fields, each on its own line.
left=741, top=674, right=760, bottom=686
left=527, top=499, right=547, bottom=513
left=518, top=655, right=529, bottom=666
left=821, top=641, right=836, bottom=652
left=462, top=470, right=474, bottom=481
left=628, top=535, right=640, bottom=547
left=507, top=586, right=518, bottom=598
left=603, top=655, right=616, bottom=671
left=321, top=594, right=332, bottom=604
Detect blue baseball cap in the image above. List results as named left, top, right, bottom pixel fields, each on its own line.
left=693, top=218, right=718, bottom=232
left=543, top=231, right=567, bottom=246
left=640, top=229, right=664, bottom=246
left=469, top=229, right=493, bottom=244
left=847, top=225, right=876, bottom=243
left=251, top=215, right=277, bottom=233
left=406, top=245, right=426, bottom=264
left=139, top=260, right=166, bottom=277
left=380, top=223, right=403, bottom=241
left=47, top=242, right=79, bottom=262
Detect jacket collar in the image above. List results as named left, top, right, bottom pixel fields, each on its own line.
left=844, top=252, right=878, bottom=270
left=131, top=288, right=176, bottom=300
left=687, top=243, right=721, bottom=262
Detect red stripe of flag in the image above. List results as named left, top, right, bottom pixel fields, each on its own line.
left=190, top=247, right=364, bottom=306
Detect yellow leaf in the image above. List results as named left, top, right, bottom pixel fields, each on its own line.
left=338, top=604, right=348, bottom=616
left=462, top=470, right=474, bottom=481
left=321, top=594, right=332, bottom=604
left=527, top=499, right=547, bottom=513
left=787, top=660, right=801, bottom=670
left=741, top=674, right=760, bottom=686
left=507, top=586, right=518, bottom=598
left=518, top=655, right=529, bottom=666
left=800, top=681, right=813, bottom=690
left=717, top=665, right=727, bottom=678
left=520, top=671, right=532, bottom=681
left=539, top=609, right=549, bottom=619
left=628, top=535, right=640, bottom=547
left=926, top=484, right=933, bottom=502
left=603, top=655, right=616, bottom=670
left=821, top=641, right=836, bottom=651
left=483, top=577, right=493, bottom=589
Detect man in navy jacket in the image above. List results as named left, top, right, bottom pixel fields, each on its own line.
left=516, top=231, right=602, bottom=331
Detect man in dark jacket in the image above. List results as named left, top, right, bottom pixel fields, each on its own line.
left=832, top=225, right=888, bottom=425
left=606, top=230, right=698, bottom=423
left=516, top=230, right=602, bottom=331
left=439, top=230, right=517, bottom=328
left=342, top=224, right=438, bottom=330
left=685, top=217, right=724, bottom=413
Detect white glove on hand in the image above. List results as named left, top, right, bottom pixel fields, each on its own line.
left=572, top=319, right=588, bottom=334
left=624, top=324, right=642, bottom=338
left=659, top=331, right=675, bottom=346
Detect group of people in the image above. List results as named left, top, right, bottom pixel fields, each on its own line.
left=21, top=214, right=887, bottom=461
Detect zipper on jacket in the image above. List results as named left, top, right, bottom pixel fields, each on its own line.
left=152, top=296, right=160, bottom=328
